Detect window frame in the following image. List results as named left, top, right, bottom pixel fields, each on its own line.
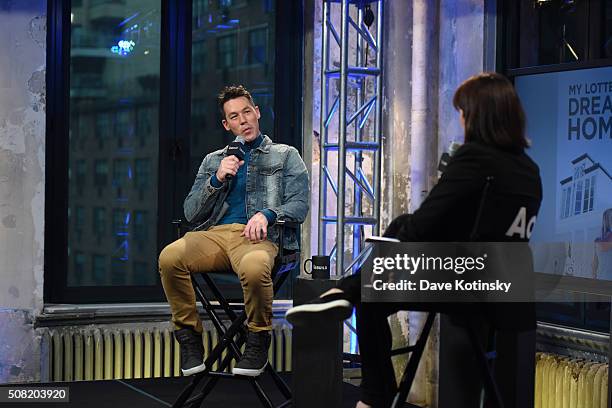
left=45, top=0, right=303, bottom=303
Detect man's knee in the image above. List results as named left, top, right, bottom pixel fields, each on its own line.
left=158, top=240, right=185, bottom=274
left=239, top=250, right=274, bottom=285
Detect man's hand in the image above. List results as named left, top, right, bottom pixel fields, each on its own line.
left=242, top=212, right=269, bottom=243
left=216, top=156, right=245, bottom=181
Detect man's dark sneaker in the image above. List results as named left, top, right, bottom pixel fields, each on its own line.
left=285, top=292, right=353, bottom=326
left=174, top=328, right=206, bottom=376
left=232, top=331, right=271, bottom=377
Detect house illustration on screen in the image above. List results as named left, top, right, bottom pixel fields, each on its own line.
left=556, top=154, right=612, bottom=274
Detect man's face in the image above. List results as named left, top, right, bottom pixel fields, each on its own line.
left=222, top=96, right=261, bottom=142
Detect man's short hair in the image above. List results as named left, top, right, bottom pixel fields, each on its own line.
left=217, top=85, right=256, bottom=118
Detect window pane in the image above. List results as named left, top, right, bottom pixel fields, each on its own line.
left=574, top=180, right=583, bottom=215
left=68, top=0, right=161, bottom=287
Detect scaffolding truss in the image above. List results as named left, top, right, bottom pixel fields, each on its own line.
left=318, top=0, right=384, bottom=278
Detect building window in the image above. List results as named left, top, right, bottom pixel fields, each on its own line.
left=193, top=40, right=207, bottom=74
left=93, top=255, right=106, bottom=285
left=587, top=175, right=596, bottom=212
left=112, top=159, right=130, bottom=197
left=116, top=110, right=132, bottom=148
left=134, top=159, right=149, bottom=190
left=111, top=258, right=127, bottom=285
left=94, top=160, right=108, bottom=187
left=74, top=206, right=85, bottom=240
left=72, top=252, right=86, bottom=286
left=96, top=113, right=111, bottom=143
left=217, top=35, right=236, bottom=69
left=574, top=180, right=583, bottom=215
left=248, top=28, right=267, bottom=64
left=192, top=0, right=209, bottom=29
left=133, top=261, right=150, bottom=284
left=506, top=0, right=612, bottom=69
left=561, top=186, right=572, bottom=219
left=133, top=210, right=147, bottom=249
left=93, top=207, right=106, bottom=236
left=75, top=159, right=86, bottom=195
left=565, top=186, right=572, bottom=219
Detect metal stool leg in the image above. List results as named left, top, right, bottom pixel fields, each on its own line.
left=466, top=324, right=504, bottom=408
left=391, top=312, right=436, bottom=408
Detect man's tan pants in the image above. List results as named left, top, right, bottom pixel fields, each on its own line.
left=159, top=224, right=278, bottom=334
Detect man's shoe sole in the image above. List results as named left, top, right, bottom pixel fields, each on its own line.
left=285, top=299, right=352, bottom=325
left=232, top=362, right=267, bottom=377
left=181, top=361, right=206, bottom=376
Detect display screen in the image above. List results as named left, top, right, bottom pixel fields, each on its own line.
left=515, top=66, right=612, bottom=281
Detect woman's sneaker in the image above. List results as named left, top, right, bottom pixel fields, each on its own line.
left=285, top=292, right=353, bottom=326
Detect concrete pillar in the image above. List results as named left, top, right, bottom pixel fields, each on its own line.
left=0, top=0, right=47, bottom=383
left=409, top=0, right=439, bottom=211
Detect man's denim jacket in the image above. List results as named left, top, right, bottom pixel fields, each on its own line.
left=184, top=135, right=309, bottom=250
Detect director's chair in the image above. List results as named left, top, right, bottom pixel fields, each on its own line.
left=171, top=219, right=299, bottom=408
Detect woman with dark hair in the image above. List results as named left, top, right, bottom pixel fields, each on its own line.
left=287, top=72, right=543, bottom=408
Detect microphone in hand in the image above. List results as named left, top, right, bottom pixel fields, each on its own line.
left=224, top=139, right=246, bottom=181
left=438, top=141, right=462, bottom=174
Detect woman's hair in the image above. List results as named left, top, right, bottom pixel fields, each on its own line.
left=453, top=72, right=528, bottom=151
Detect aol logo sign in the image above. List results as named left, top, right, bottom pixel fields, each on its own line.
left=505, top=207, right=537, bottom=239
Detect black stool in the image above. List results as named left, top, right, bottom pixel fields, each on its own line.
left=390, top=312, right=504, bottom=408
left=171, top=219, right=299, bottom=408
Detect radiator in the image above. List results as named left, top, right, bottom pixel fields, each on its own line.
left=535, top=352, right=609, bottom=408
left=44, top=325, right=292, bottom=382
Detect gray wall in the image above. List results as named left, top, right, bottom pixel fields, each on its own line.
left=0, top=0, right=46, bottom=383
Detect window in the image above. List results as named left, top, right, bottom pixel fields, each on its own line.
left=192, top=40, right=207, bottom=75
left=46, top=0, right=302, bottom=303
left=564, top=186, right=572, bottom=218
left=582, top=178, right=591, bottom=213
left=94, top=160, right=108, bottom=187
left=504, top=0, right=612, bottom=69
left=72, top=252, right=86, bottom=286
left=587, top=175, right=595, bottom=211
left=113, top=159, right=129, bottom=197
left=217, top=35, right=236, bottom=69
left=96, top=113, right=111, bottom=143
left=74, top=206, right=85, bottom=240
left=133, top=210, right=147, bottom=250
left=75, top=160, right=86, bottom=195
left=134, top=159, right=150, bottom=190
left=133, top=261, right=149, bottom=284
left=116, top=110, right=132, bottom=148
left=93, top=207, right=106, bottom=236
left=92, top=255, right=106, bottom=285
left=574, top=180, right=583, bottom=215
left=248, top=28, right=267, bottom=65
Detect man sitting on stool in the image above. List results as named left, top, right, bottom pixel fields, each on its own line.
left=159, top=85, right=309, bottom=377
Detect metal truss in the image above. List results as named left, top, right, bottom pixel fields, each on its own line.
left=318, top=0, right=384, bottom=279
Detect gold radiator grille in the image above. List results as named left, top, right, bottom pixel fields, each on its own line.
left=535, top=352, right=608, bottom=408
left=44, top=325, right=292, bottom=382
